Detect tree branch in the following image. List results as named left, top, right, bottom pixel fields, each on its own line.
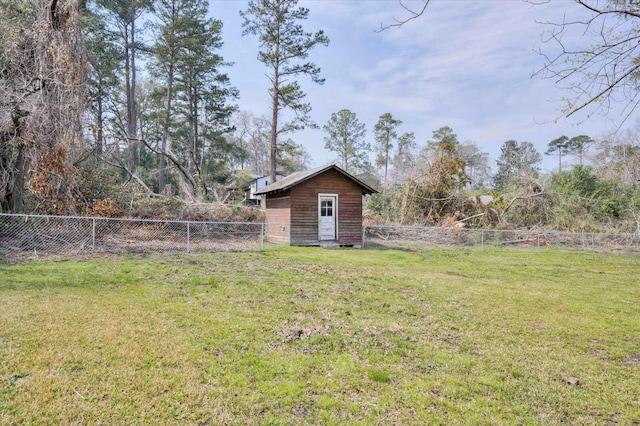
left=534, top=0, right=640, bottom=125
left=377, top=0, right=430, bottom=32
left=139, top=138, right=198, bottom=193
left=502, top=184, right=546, bottom=216
left=100, top=148, right=158, bottom=197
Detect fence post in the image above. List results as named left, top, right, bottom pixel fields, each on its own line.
left=92, top=218, right=96, bottom=250
left=261, top=223, right=265, bottom=251
left=481, top=229, right=484, bottom=251
left=187, top=222, right=190, bottom=253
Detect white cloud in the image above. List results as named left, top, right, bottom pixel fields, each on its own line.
left=213, top=0, right=635, bottom=172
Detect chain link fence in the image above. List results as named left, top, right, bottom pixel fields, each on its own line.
left=0, top=214, right=264, bottom=263
left=364, top=225, right=640, bottom=255
left=3, top=215, right=640, bottom=263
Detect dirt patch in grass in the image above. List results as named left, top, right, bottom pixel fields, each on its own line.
left=589, top=348, right=612, bottom=361
left=278, top=324, right=332, bottom=343
left=624, top=353, right=640, bottom=366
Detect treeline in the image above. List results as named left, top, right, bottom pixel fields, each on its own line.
left=0, top=0, right=310, bottom=217
left=1, top=1, right=639, bottom=231
left=308, top=106, right=640, bottom=232
left=356, top=117, right=640, bottom=233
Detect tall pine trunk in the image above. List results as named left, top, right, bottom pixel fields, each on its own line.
left=159, top=64, right=174, bottom=194
left=270, top=65, right=279, bottom=184
left=125, top=21, right=138, bottom=175
left=96, top=98, right=104, bottom=155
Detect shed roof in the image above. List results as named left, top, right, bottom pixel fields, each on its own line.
left=254, top=164, right=377, bottom=196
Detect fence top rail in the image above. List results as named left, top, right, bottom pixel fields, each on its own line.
left=365, top=224, right=434, bottom=231
left=364, top=224, right=639, bottom=239
left=0, top=213, right=265, bottom=227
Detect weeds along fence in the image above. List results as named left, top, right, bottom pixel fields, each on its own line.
left=0, top=214, right=264, bottom=262
left=2, top=214, right=640, bottom=263
left=363, top=224, right=640, bottom=255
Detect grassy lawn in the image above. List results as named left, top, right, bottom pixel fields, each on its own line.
left=1, top=247, right=639, bottom=425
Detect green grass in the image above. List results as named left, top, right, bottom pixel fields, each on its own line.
left=1, top=247, right=639, bottom=425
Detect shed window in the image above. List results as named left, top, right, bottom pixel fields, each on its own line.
left=320, top=200, right=333, bottom=216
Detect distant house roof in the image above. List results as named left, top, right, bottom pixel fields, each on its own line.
left=251, top=172, right=286, bottom=181
left=254, top=164, right=378, bottom=196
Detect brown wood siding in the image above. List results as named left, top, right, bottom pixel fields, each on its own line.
left=263, top=193, right=291, bottom=244
left=289, top=169, right=364, bottom=246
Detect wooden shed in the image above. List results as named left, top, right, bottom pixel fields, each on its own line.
left=254, top=165, right=377, bottom=247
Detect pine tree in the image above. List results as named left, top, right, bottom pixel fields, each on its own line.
left=93, top=0, right=154, bottom=176
left=85, top=11, right=120, bottom=156
left=546, top=135, right=571, bottom=172
left=493, top=140, right=541, bottom=190
left=241, top=0, right=329, bottom=182
left=374, top=112, right=402, bottom=190
left=323, top=109, right=369, bottom=174
left=568, top=135, right=594, bottom=166
left=149, top=0, right=237, bottom=199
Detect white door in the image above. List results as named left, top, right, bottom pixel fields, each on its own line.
left=318, top=195, right=337, bottom=240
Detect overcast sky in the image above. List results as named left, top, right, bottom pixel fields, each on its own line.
left=208, top=0, right=633, bottom=172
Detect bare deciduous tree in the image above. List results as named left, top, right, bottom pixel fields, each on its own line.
left=227, top=111, right=271, bottom=176
left=381, top=1, right=640, bottom=128
left=534, top=0, right=640, bottom=125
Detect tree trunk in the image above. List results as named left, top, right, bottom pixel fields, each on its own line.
left=159, top=63, right=174, bottom=194
left=1, top=142, right=28, bottom=213
left=126, top=20, right=138, bottom=176
left=342, top=135, right=348, bottom=170
left=200, top=108, right=206, bottom=172
left=270, top=83, right=278, bottom=183
left=11, top=147, right=27, bottom=213
left=193, top=90, right=199, bottom=178
left=384, top=139, right=389, bottom=191
left=558, top=151, right=562, bottom=173
left=187, top=118, right=196, bottom=198
left=96, top=97, right=104, bottom=155
left=2, top=108, right=30, bottom=213
left=124, top=26, right=133, bottom=173
left=131, top=18, right=138, bottom=171
left=269, top=25, right=281, bottom=184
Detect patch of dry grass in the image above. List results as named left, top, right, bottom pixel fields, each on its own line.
left=1, top=248, right=639, bottom=424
